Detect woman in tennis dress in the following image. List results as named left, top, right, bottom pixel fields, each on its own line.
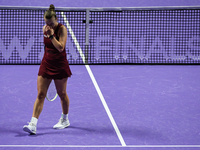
left=23, top=4, right=72, bottom=134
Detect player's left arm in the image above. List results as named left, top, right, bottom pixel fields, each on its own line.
left=51, top=25, right=67, bottom=52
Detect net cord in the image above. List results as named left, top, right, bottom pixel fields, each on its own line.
left=0, top=5, right=200, bottom=11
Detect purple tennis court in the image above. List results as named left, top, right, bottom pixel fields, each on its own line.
left=0, top=0, right=200, bottom=149
left=0, top=64, right=200, bottom=149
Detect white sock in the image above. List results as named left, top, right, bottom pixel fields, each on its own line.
left=61, top=113, right=68, bottom=120
left=31, top=117, right=38, bottom=125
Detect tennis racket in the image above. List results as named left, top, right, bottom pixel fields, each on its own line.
left=46, top=80, right=58, bottom=101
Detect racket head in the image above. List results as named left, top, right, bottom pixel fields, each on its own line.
left=46, top=80, right=58, bottom=102
left=46, top=93, right=58, bottom=101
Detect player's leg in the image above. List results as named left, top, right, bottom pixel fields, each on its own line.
left=54, top=77, right=69, bottom=114
left=32, top=76, right=52, bottom=118
left=53, top=77, right=70, bottom=129
left=23, top=76, right=52, bottom=134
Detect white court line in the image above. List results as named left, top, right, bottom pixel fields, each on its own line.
left=61, top=12, right=126, bottom=146
left=0, top=145, right=200, bottom=148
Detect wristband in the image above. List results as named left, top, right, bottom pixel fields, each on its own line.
left=49, top=35, right=54, bottom=40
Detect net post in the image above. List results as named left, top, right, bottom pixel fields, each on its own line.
left=85, top=9, right=90, bottom=65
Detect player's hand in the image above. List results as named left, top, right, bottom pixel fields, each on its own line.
left=45, top=25, right=54, bottom=37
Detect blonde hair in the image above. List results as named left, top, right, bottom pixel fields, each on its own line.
left=44, top=4, right=57, bottom=19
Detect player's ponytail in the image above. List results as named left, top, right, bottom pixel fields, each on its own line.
left=44, top=4, right=57, bottom=19
left=49, top=4, right=55, bottom=11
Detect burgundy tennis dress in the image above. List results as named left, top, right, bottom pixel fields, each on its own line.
left=38, top=23, right=72, bottom=79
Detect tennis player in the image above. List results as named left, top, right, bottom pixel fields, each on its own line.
left=23, top=4, right=72, bottom=134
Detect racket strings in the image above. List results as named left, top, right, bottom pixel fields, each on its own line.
left=46, top=81, right=58, bottom=101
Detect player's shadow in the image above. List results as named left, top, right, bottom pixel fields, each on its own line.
left=13, top=125, right=97, bottom=137
left=0, top=126, right=44, bottom=137
left=0, top=123, right=116, bottom=137
left=35, top=125, right=98, bottom=135
left=24, top=125, right=113, bottom=136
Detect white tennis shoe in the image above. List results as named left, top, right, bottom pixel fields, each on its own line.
left=23, top=122, right=37, bottom=134
left=53, top=118, right=70, bottom=129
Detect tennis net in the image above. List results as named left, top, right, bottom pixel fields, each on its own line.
left=0, top=6, right=200, bottom=64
